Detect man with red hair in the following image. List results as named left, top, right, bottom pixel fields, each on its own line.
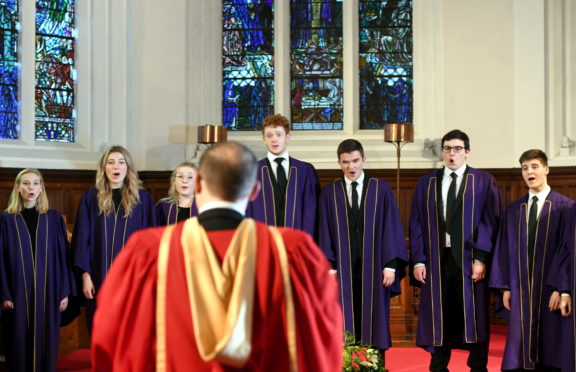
left=246, top=114, right=320, bottom=240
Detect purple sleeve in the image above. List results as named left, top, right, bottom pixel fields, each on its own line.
left=55, top=211, right=74, bottom=300
left=155, top=202, right=166, bottom=226
left=302, top=164, right=321, bottom=241
left=318, top=185, right=337, bottom=263
left=408, top=181, right=426, bottom=266
left=489, top=214, right=510, bottom=291
left=547, top=206, right=575, bottom=293
left=470, top=174, right=502, bottom=253
left=380, top=182, right=408, bottom=296
left=140, top=190, right=157, bottom=228
left=0, top=213, right=13, bottom=303
left=71, top=189, right=93, bottom=275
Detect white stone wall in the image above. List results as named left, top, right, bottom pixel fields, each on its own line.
left=0, top=0, right=574, bottom=171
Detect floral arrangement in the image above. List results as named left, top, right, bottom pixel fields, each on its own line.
left=342, top=332, right=387, bottom=372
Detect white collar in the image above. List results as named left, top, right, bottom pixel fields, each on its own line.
left=267, top=151, right=289, bottom=164
left=344, top=172, right=365, bottom=187
left=528, top=185, right=551, bottom=202
left=198, top=200, right=247, bottom=216
left=444, top=164, right=467, bottom=178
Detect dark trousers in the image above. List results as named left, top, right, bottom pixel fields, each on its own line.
left=85, top=298, right=96, bottom=336
left=429, top=249, right=488, bottom=372
left=352, top=262, right=363, bottom=343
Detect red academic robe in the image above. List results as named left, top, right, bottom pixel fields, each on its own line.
left=91, top=220, right=343, bottom=372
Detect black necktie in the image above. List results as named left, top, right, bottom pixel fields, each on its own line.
left=274, top=157, right=287, bottom=194
left=351, top=181, right=359, bottom=212
left=527, top=195, right=538, bottom=277
left=445, top=172, right=457, bottom=231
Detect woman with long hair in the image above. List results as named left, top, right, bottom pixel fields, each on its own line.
left=71, top=145, right=156, bottom=333
left=0, top=169, right=73, bottom=372
left=156, top=161, right=198, bottom=225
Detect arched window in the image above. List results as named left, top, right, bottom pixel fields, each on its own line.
left=0, top=0, right=76, bottom=141
left=0, top=0, right=19, bottom=139
left=290, top=0, right=343, bottom=131
left=221, top=0, right=412, bottom=132
left=222, top=0, right=274, bottom=131
left=359, top=0, right=412, bottom=129
left=35, top=0, right=76, bottom=142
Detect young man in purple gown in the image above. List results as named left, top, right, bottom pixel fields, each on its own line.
left=409, top=130, right=502, bottom=372
left=490, top=149, right=574, bottom=371
left=245, top=114, right=320, bottom=239
left=318, top=139, right=408, bottom=364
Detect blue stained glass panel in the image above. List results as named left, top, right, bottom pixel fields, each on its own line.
left=359, top=0, right=413, bottom=129
left=223, top=0, right=274, bottom=131
left=290, top=0, right=343, bottom=131
left=35, top=0, right=75, bottom=142
left=36, top=7, right=74, bottom=37
left=0, top=0, right=19, bottom=139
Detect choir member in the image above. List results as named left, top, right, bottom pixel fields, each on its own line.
left=245, top=114, right=320, bottom=239
left=71, top=145, right=156, bottom=333
left=490, top=149, right=572, bottom=371
left=318, top=139, right=408, bottom=364
left=0, top=169, right=73, bottom=372
left=156, top=161, right=198, bottom=225
left=409, top=130, right=502, bottom=372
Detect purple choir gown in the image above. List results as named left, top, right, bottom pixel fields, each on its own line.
left=155, top=199, right=198, bottom=226
left=246, top=157, right=320, bottom=240
left=318, top=176, right=408, bottom=349
left=539, top=201, right=576, bottom=372
left=409, top=167, right=502, bottom=352
left=71, top=187, right=156, bottom=331
left=0, top=210, right=74, bottom=372
left=490, top=191, right=574, bottom=370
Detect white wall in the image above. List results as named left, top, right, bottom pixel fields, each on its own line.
left=0, top=0, right=574, bottom=171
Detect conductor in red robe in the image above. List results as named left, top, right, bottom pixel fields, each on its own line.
left=91, top=141, right=343, bottom=372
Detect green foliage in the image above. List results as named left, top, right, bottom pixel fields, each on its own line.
left=342, top=332, right=387, bottom=372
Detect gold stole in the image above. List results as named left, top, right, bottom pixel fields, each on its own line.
left=156, top=217, right=297, bottom=372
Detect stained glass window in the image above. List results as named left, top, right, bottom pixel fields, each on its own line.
left=359, top=0, right=412, bottom=129
left=0, top=0, right=19, bottom=139
left=222, top=0, right=274, bottom=131
left=290, top=0, right=343, bottom=130
left=35, top=0, right=76, bottom=142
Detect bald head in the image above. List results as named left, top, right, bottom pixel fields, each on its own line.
left=198, top=141, right=258, bottom=202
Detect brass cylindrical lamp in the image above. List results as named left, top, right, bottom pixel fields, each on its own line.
left=384, top=123, right=414, bottom=202
left=197, top=124, right=228, bottom=144
left=384, top=123, right=413, bottom=144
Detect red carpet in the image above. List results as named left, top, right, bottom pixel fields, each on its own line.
left=386, top=324, right=506, bottom=371
left=57, top=325, right=506, bottom=372
left=56, top=349, right=90, bottom=372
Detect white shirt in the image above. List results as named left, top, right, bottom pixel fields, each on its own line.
left=342, top=172, right=394, bottom=273
left=344, top=172, right=365, bottom=209
left=442, top=164, right=467, bottom=247
left=527, top=185, right=551, bottom=219
left=267, top=151, right=289, bottom=180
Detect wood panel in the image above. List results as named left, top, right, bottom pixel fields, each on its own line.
left=0, top=166, right=575, bottom=353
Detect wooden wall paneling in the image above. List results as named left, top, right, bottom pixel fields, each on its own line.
left=0, top=166, right=575, bottom=354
